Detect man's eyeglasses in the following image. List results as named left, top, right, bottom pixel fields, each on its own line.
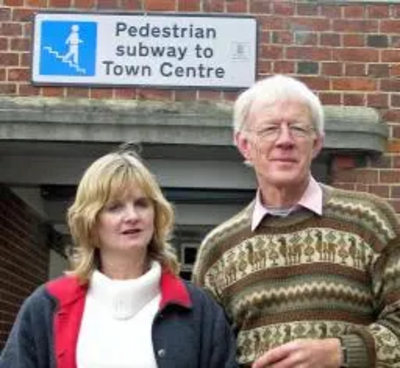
left=246, top=124, right=315, bottom=141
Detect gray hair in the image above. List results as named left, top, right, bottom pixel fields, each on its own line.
left=233, top=75, right=324, bottom=136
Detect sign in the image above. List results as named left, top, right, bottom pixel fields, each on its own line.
left=32, top=12, right=257, bottom=89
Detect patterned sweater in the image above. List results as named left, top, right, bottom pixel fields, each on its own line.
left=193, top=185, right=400, bottom=367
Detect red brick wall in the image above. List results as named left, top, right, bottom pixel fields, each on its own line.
left=0, top=185, right=49, bottom=348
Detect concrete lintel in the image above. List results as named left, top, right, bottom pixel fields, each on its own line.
left=323, top=106, right=388, bottom=154
left=0, top=97, right=388, bottom=154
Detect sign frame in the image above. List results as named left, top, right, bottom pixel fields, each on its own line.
left=31, top=11, right=258, bottom=90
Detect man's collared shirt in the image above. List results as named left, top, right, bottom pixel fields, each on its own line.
left=251, top=176, right=323, bottom=231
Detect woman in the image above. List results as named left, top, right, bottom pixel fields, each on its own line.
left=0, top=149, right=238, bottom=368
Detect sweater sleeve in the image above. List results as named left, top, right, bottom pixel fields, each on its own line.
left=0, top=286, right=52, bottom=368
left=192, top=236, right=224, bottom=305
left=341, top=206, right=400, bottom=368
left=193, top=204, right=253, bottom=309
left=347, top=237, right=400, bottom=368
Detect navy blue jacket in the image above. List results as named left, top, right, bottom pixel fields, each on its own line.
left=0, top=271, right=238, bottom=368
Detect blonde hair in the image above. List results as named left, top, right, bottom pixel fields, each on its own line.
left=66, top=149, right=179, bottom=283
left=233, top=74, right=324, bottom=135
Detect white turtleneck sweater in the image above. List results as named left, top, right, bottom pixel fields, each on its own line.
left=76, top=261, right=162, bottom=368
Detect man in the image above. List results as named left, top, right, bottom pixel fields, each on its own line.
left=193, top=75, right=400, bottom=367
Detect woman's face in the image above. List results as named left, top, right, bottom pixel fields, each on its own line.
left=95, top=184, right=155, bottom=257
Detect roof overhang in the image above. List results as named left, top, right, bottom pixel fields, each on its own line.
left=0, top=97, right=388, bottom=156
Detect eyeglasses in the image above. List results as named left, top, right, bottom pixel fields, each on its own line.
left=246, top=124, right=315, bottom=141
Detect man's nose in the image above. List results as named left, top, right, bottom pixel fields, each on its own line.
left=274, top=124, right=294, bottom=146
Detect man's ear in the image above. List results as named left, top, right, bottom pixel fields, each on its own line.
left=312, top=134, right=324, bottom=159
left=235, top=131, right=252, bottom=162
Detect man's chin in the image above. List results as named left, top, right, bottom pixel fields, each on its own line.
left=266, top=173, right=306, bottom=188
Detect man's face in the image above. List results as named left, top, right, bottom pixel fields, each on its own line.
left=235, top=99, right=323, bottom=191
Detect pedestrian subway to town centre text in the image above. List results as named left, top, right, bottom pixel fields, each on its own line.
left=102, top=22, right=226, bottom=79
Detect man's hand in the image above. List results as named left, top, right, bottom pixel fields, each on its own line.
left=252, top=338, right=342, bottom=368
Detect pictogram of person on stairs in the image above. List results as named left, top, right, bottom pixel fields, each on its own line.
left=63, top=25, right=83, bottom=65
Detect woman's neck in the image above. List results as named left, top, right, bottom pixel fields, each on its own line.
left=99, top=251, right=149, bottom=280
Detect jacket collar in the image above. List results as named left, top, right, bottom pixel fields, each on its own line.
left=159, top=270, right=192, bottom=309
left=47, top=270, right=192, bottom=310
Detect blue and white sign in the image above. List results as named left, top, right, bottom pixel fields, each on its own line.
left=39, top=21, right=97, bottom=77
left=32, top=13, right=257, bottom=88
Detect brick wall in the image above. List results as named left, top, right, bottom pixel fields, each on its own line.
left=0, top=185, right=49, bottom=348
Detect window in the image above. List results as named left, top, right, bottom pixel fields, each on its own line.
left=180, top=243, right=199, bottom=280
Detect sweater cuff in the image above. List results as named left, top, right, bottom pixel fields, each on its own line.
left=340, top=334, right=370, bottom=368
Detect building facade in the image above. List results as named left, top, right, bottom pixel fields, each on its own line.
left=0, top=0, right=399, bottom=348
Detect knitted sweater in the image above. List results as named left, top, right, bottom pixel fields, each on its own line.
left=193, top=185, right=400, bottom=367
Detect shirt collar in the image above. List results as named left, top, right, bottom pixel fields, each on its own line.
left=251, top=176, right=323, bottom=231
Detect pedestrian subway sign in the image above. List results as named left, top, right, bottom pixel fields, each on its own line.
left=32, top=12, right=257, bottom=89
